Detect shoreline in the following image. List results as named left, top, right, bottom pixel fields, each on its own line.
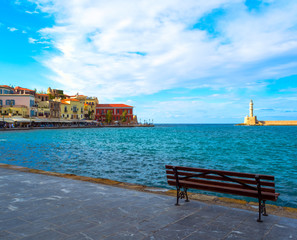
left=0, top=124, right=154, bottom=132
left=1, top=163, right=296, bottom=219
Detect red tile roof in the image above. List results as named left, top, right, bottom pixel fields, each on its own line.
left=15, top=86, right=35, bottom=92
left=61, top=98, right=80, bottom=103
left=36, top=93, right=48, bottom=96
left=96, top=104, right=133, bottom=108
left=0, top=85, right=14, bottom=89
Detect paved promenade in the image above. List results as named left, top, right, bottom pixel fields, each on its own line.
left=0, top=168, right=296, bottom=240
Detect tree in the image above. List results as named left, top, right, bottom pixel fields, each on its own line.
left=121, top=110, right=127, bottom=122
left=87, top=109, right=91, bottom=120
left=48, top=94, right=55, bottom=100
left=106, top=110, right=113, bottom=124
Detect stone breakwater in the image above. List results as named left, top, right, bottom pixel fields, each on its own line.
left=1, top=163, right=297, bottom=220
left=238, top=120, right=297, bottom=126
left=258, top=121, right=297, bottom=126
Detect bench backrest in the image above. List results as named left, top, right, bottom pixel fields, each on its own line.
left=165, top=165, right=278, bottom=201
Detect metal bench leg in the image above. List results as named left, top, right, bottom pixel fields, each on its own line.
left=262, top=200, right=268, bottom=216
left=257, top=199, right=263, bottom=222
left=175, top=188, right=180, bottom=206
left=185, top=188, right=190, bottom=202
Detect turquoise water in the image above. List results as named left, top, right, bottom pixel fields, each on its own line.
left=1, top=124, right=297, bottom=207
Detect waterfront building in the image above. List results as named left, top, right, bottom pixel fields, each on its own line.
left=0, top=94, right=37, bottom=117
left=35, top=94, right=60, bottom=118
left=15, top=86, right=36, bottom=96
left=242, top=100, right=297, bottom=126
left=36, top=93, right=49, bottom=102
left=37, top=100, right=50, bottom=118
left=49, top=100, right=61, bottom=118
left=0, top=85, right=15, bottom=94
left=60, top=98, right=84, bottom=120
left=95, top=104, right=134, bottom=123
left=47, top=87, right=66, bottom=99
left=70, top=94, right=99, bottom=120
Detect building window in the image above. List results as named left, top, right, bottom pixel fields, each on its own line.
left=64, top=106, right=67, bottom=112
left=0, top=100, right=2, bottom=106
left=102, top=110, right=104, bottom=115
left=117, top=109, right=119, bottom=114
left=6, top=100, right=10, bottom=105
left=0, top=89, right=2, bottom=94
left=11, top=100, right=15, bottom=106
left=30, top=100, right=34, bottom=107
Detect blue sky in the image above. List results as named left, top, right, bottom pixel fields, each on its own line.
left=1, top=0, right=297, bottom=123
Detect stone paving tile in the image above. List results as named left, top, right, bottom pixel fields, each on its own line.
left=7, top=219, right=55, bottom=239
left=0, top=230, right=20, bottom=240
left=20, top=230, right=68, bottom=240
left=0, top=218, right=28, bottom=231
left=53, top=219, right=98, bottom=235
left=67, top=221, right=132, bottom=239
left=45, top=212, right=85, bottom=226
left=224, top=230, right=252, bottom=240
left=147, top=221, right=199, bottom=240
left=103, top=226, right=148, bottom=240
left=263, top=220, right=297, bottom=240
left=19, top=207, right=60, bottom=222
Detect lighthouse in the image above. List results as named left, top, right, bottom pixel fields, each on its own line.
left=244, top=100, right=257, bottom=125
left=249, top=100, right=253, bottom=117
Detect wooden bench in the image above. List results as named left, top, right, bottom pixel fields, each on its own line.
left=165, top=165, right=280, bottom=222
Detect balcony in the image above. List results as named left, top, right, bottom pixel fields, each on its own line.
left=1, top=105, right=28, bottom=108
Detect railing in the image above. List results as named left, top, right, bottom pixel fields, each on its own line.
left=1, top=105, right=28, bottom=108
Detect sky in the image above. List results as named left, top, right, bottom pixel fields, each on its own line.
left=1, top=0, right=297, bottom=123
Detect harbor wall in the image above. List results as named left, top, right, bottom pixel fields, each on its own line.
left=259, top=120, right=297, bottom=126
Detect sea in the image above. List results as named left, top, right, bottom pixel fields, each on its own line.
left=1, top=124, right=296, bottom=208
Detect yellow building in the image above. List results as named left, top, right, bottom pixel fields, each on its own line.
left=1, top=105, right=29, bottom=117
left=70, top=94, right=98, bottom=120
left=84, top=97, right=98, bottom=120
left=37, top=101, right=50, bottom=118
left=60, top=99, right=84, bottom=120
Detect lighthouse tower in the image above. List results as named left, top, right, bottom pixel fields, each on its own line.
left=249, top=100, right=253, bottom=117
left=244, top=100, right=257, bottom=125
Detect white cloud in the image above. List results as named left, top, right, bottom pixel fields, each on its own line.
left=29, top=37, right=38, bottom=44
left=29, top=0, right=297, bottom=101
left=7, top=27, right=18, bottom=32
left=25, top=10, right=39, bottom=14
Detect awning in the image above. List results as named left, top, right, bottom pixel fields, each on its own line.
left=10, top=117, right=31, bottom=123
left=2, top=118, right=14, bottom=123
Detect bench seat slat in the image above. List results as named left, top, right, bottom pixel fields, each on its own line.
left=167, top=176, right=275, bottom=193
left=166, top=170, right=275, bottom=187
left=165, top=165, right=274, bottom=180
left=167, top=180, right=278, bottom=201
